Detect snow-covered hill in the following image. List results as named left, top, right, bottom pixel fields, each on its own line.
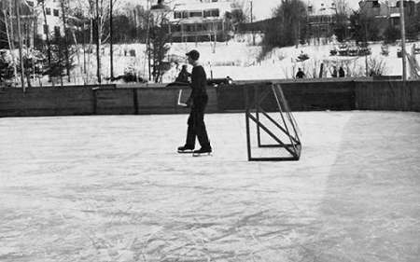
left=85, top=37, right=419, bottom=85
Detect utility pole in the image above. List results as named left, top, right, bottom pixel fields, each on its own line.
left=110, top=0, right=114, bottom=79
left=96, top=0, right=102, bottom=84
left=399, top=0, right=407, bottom=81
left=15, top=0, right=25, bottom=91
left=250, top=0, right=255, bottom=45
left=365, top=22, right=369, bottom=77
left=147, top=0, right=151, bottom=81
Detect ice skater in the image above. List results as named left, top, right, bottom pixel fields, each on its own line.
left=177, top=49, right=212, bottom=156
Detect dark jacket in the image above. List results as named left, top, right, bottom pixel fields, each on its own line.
left=189, top=65, right=207, bottom=100
left=296, top=70, right=305, bottom=79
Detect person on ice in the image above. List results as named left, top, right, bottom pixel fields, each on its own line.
left=177, top=49, right=212, bottom=155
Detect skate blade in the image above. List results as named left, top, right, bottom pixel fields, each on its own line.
left=178, top=150, right=194, bottom=154
left=192, top=152, right=213, bottom=157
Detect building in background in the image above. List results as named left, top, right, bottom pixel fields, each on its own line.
left=151, top=0, right=241, bottom=42
left=359, top=0, right=418, bottom=32
left=306, top=1, right=338, bottom=40
left=26, top=0, right=64, bottom=41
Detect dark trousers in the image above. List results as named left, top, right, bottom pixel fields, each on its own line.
left=185, top=96, right=211, bottom=149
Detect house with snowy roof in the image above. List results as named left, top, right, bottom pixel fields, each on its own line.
left=306, top=1, right=339, bottom=39
left=150, top=0, right=241, bottom=42
left=359, top=0, right=419, bottom=33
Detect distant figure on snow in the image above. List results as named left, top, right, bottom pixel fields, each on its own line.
left=175, top=65, right=191, bottom=83
left=339, top=67, right=345, bottom=77
left=226, top=76, right=233, bottom=84
left=331, top=66, right=338, bottom=78
left=296, top=68, right=305, bottom=79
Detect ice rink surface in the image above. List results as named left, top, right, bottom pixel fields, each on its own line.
left=0, top=111, right=419, bottom=262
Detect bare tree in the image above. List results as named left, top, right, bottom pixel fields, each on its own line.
left=109, top=0, right=118, bottom=80
left=38, top=0, right=52, bottom=70
left=149, top=5, right=173, bottom=83
left=75, top=0, right=116, bottom=83
left=1, top=0, right=19, bottom=84
left=0, top=1, right=12, bottom=49
left=332, top=0, right=350, bottom=41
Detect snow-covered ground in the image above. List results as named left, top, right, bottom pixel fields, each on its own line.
left=6, top=36, right=417, bottom=86
left=67, top=38, right=420, bottom=85
left=1, top=111, right=419, bottom=261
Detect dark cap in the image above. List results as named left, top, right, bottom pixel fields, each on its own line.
left=186, top=49, right=200, bottom=60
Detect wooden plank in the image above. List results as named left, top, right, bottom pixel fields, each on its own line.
left=95, top=88, right=135, bottom=115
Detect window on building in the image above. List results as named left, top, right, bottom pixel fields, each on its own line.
left=204, top=9, right=219, bottom=18
left=189, top=11, right=202, bottom=17
left=175, top=11, right=188, bottom=18
left=46, top=8, right=51, bottom=15
left=204, top=10, right=211, bottom=17
left=174, top=12, right=182, bottom=19
left=54, top=26, right=61, bottom=37
left=53, top=9, right=59, bottom=17
left=185, top=25, right=194, bottom=32
left=172, top=24, right=181, bottom=32
left=43, top=24, right=49, bottom=34
left=211, top=9, right=219, bottom=17
left=308, top=5, right=312, bottom=12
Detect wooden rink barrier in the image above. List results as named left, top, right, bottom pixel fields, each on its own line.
left=1, top=80, right=419, bottom=117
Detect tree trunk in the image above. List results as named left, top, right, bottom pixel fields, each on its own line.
left=41, top=0, right=52, bottom=81
left=3, top=7, right=12, bottom=52
left=8, top=1, right=18, bottom=85
left=61, top=0, right=71, bottom=82
left=16, top=0, right=25, bottom=90
left=96, top=0, right=101, bottom=84
left=88, top=18, right=93, bottom=83
left=110, top=0, right=114, bottom=79
left=25, top=23, right=32, bottom=88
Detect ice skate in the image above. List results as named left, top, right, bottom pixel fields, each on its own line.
left=192, top=147, right=212, bottom=157
left=177, top=145, right=194, bottom=154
